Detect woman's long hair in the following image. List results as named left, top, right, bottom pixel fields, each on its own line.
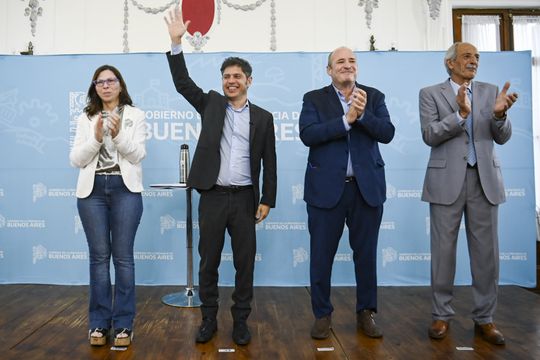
left=84, top=65, right=133, bottom=117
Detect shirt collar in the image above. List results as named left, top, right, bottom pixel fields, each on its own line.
left=332, top=84, right=352, bottom=104
left=449, top=78, right=472, bottom=95
left=227, top=100, right=250, bottom=112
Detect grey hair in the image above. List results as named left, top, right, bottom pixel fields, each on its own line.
left=327, top=50, right=334, bottom=67
left=444, top=42, right=462, bottom=76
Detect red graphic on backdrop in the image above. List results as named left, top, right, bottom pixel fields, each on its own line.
left=182, top=0, right=215, bottom=36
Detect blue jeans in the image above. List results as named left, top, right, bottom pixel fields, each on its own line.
left=77, top=175, right=143, bottom=330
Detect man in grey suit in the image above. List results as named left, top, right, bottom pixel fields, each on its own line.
left=419, top=42, right=518, bottom=345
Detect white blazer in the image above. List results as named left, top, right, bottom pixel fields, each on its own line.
left=70, top=105, right=147, bottom=198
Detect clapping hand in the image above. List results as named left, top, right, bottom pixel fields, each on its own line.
left=346, top=87, right=367, bottom=124
left=493, top=82, right=518, bottom=118
left=108, top=111, right=122, bottom=139
left=456, top=82, right=471, bottom=119
left=94, top=114, right=104, bottom=143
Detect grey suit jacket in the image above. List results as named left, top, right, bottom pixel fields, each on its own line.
left=419, top=79, right=512, bottom=205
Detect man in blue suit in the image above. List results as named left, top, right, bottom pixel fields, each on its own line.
left=299, top=46, right=395, bottom=339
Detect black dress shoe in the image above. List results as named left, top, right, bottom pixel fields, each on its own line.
left=310, top=315, right=331, bottom=339
left=357, top=310, right=383, bottom=338
left=195, top=317, right=217, bottom=343
left=232, top=321, right=251, bottom=345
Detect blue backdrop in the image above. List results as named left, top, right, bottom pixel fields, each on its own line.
left=0, top=51, right=535, bottom=287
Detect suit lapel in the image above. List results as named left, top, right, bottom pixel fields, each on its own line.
left=325, top=85, right=345, bottom=116
left=249, top=101, right=256, bottom=144
left=440, top=80, right=459, bottom=114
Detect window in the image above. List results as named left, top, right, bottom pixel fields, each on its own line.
left=453, top=8, right=540, bottom=50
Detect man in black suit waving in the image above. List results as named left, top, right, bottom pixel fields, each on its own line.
left=165, top=6, right=277, bottom=346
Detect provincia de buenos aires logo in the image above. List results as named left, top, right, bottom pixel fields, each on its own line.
left=382, top=247, right=430, bottom=267
left=160, top=214, right=199, bottom=234
left=0, top=213, right=45, bottom=229
left=32, top=244, right=87, bottom=264
left=32, top=182, right=76, bottom=202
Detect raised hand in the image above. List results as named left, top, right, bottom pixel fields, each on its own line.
left=164, top=5, right=191, bottom=46
left=493, top=81, right=518, bottom=118
left=456, top=82, right=471, bottom=119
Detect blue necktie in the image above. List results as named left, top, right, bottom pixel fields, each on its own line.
left=466, top=89, right=476, bottom=166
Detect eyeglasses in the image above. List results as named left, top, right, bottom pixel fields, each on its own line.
left=93, top=78, right=119, bottom=87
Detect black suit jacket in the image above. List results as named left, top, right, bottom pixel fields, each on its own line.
left=166, top=51, right=277, bottom=209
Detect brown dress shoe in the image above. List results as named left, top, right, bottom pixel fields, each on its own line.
left=428, top=320, right=449, bottom=339
left=311, top=315, right=331, bottom=339
left=357, top=310, right=383, bottom=338
left=475, top=323, right=505, bottom=345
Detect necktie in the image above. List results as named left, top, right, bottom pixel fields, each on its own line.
left=466, top=89, right=476, bottom=166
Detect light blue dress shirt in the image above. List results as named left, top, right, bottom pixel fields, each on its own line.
left=333, top=85, right=364, bottom=177
left=217, top=102, right=252, bottom=186
left=171, top=43, right=182, bottom=55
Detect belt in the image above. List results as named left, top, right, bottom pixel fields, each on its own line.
left=345, top=176, right=356, bottom=183
left=213, top=184, right=253, bottom=192
left=95, top=171, right=121, bottom=176
left=467, top=163, right=477, bottom=169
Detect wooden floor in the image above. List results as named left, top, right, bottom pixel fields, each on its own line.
left=0, top=285, right=538, bottom=359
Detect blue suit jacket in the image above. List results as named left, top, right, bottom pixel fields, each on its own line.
left=299, top=84, right=394, bottom=208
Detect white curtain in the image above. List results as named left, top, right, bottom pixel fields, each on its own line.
left=461, top=15, right=501, bottom=51
left=513, top=16, right=540, bottom=217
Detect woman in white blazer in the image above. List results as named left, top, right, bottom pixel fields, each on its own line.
left=69, top=65, right=146, bottom=347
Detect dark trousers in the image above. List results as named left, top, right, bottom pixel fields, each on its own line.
left=308, top=180, right=383, bottom=319
left=197, top=186, right=256, bottom=322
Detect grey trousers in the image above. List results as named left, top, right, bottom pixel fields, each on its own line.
left=430, top=167, right=499, bottom=324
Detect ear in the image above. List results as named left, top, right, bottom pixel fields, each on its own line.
left=246, top=76, right=253, bottom=88
left=326, top=66, right=332, bottom=76
left=446, top=59, right=454, bottom=71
